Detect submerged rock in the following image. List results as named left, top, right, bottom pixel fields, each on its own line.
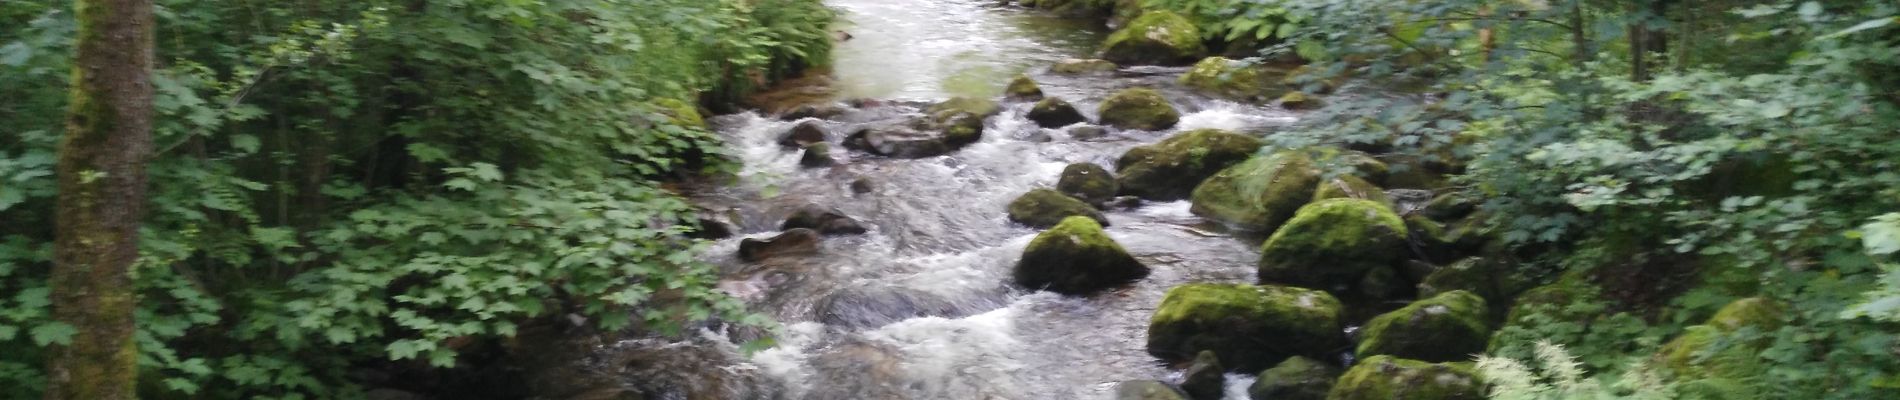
left=1098, top=88, right=1181, bottom=131
left=1068, top=125, right=1111, bottom=140
left=779, top=120, right=829, bottom=147
left=1006, top=74, right=1044, bottom=101
left=1056, top=163, right=1118, bottom=206
left=1007, top=188, right=1108, bottom=228
left=1117, top=129, right=1265, bottom=201
left=738, top=229, right=821, bottom=262
left=1027, top=97, right=1089, bottom=128
left=1179, top=56, right=1289, bottom=102
left=1189, top=150, right=1321, bottom=232
left=1181, top=351, right=1225, bottom=400
left=799, top=143, right=835, bottom=168
left=1101, top=11, right=1207, bottom=66
left=1147, top=283, right=1344, bottom=373
left=781, top=206, right=867, bottom=235
left=779, top=103, right=850, bottom=121
left=1257, top=198, right=1408, bottom=291
left=1355, top=290, right=1491, bottom=362
left=1247, top=356, right=1338, bottom=400
left=1013, top=216, right=1148, bottom=295
left=1326, top=356, right=1484, bottom=400
left=1116, top=380, right=1189, bottom=400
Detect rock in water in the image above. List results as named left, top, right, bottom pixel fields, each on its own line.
left=1181, top=351, right=1225, bottom=400
left=1247, top=356, right=1338, bottom=400
left=738, top=229, right=821, bottom=262
left=1355, top=290, right=1491, bottom=362
left=1006, top=74, right=1044, bottom=101
left=1116, top=129, right=1264, bottom=200
left=1100, top=11, right=1207, bottom=66
left=1067, top=125, right=1110, bottom=140
left=781, top=206, right=868, bottom=235
left=1027, top=97, right=1089, bottom=128
left=1116, top=380, right=1189, bottom=400
left=779, top=103, right=850, bottom=121
left=1052, top=58, right=1119, bottom=74
left=1256, top=198, right=1408, bottom=291
left=1013, top=216, right=1148, bottom=295
left=1189, top=150, right=1321, bottom=232
left=1277, top=91, right=1324, bottom=110
left=1098, top=88, right=1180, bottom=131
left=779, top=120, right=828, bottom=147
left=1056, top=163, right=1117, bottom=206
left=1007, top=188, right=1108, bottom=228
left=1326, top=356, right=1483, bottom=400
left=1179, top=56, right=1290, bottom=102
left=1147, top=283, right=1344, bottom=373
left=799, top=143, right=835, bottom=168
left=844, top=127, right=952, bottom=158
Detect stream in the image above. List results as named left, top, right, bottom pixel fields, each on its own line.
left=624, top=1, right=1313, bottom=399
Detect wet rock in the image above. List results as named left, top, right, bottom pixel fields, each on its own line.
left=813, top=287, right=947, bottom=329
left=939, top=112, right=985, bottom=148
left=1312, top=175, right=1390, bottom=205
left=1257, top=199, right=1408, bottom=291
left=779, top=120, right=829, bottom=147
left=1006, top=74, right=1044, bottom=101
left=1340, top=151, right=1390, bottom=186
left=1067, top=125, right=1110, bottom=140
left=1104, top=196, right=1144, bottom=210
left=1056, top=163, right=1118, bottom=206
left=1247, top=356, right=1337, bottom=400
left=1423, top=192, right=1477, bottom=222
left=1098, top=88, right=1180, bottom=131
left=1023, top=129, right=1054, bottom=143
left=1007, top=188, right=1108, bottom=228
left=1147, top=283, right=1345, bottom=373
left=1027, top=97, right=1089, bottom=128
left=1356, top=290, right=1491, bottom=362
left=802, top=341, right=909, bottom=400
left=779, top=103, right=850, bottom=121
left=844, top=127, right=952, bottom=158
left=1116, top=380, right=1189, bottom=400
left=1277, top=91, right=1324, bottom=110
left=738, top=229, right=821, bottom=262
left=850, top=178, right=874, bottom=195
left=799, top=143, right=836, bottom=168
left=1051, top=58, right=1120, bottom=74
left=1179, top=56, right=1290, bottom=102
left=1101, top=11, right=1207, bottom=66
left=1117, top=129, right=1264, bottom=200
left=1014, top=216, right=1148, bottom=295
left=781, top=206, right=867, bottom=235
left=1181, top=351, right=1225, bottom=400
left=1326, top=356, right=1483, bottom=400
left=1189, top=150, right=1320, bottom=232
left=926, top=96, right=1002, bottom=122
left=688, top=215, right=735, bottom=240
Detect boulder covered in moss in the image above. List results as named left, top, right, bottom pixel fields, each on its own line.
left=1028, top=97, right=1090, bottom=128
left=1654, top=297, right=1786, bottom=384
left=1008, top=188, right=1107, bottom=228
left=1006, top=74, right=1045, bottom=101
left=939, top=112, right=986, bottom=148
left=1052, top=58, right=1120, bottom=74
left=926, top=96, right=1002, bottom=122
left=1014, top=216, right=1148, bottom=295
left=1418, top=257, right=1534, bottom=301
left=1312, top=175, right=1390, bottom=204
left=1057, top=163, right=1118, bottom=206
left=1189, top=150, right=1321, bottom=232
left=1116, top=380, right=1189, bottom=400
left=1248, top=356, right=1338, bottom=400
left=1355, top=290, right=1491, bottom=362
left=1101, top=11, right=1208, bottom=66
left=1117, top=129, right=1265, bottom=200
left=1325, top=356, right=1484, bottom=400
left=1179, top=57, right=1289, bottom=102
left=1098, top=88, right=1182, bottom=131
left=1257, top=199, right=1408, bottom=290
left=1147, top=283, right=1345, bottom=373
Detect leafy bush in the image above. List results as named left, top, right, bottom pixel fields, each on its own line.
left=1138, top=0, right=1302, bottom=43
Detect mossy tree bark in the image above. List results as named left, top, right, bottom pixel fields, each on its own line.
left=44, top=0, right=156, bottom=398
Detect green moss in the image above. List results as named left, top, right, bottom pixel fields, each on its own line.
left=653, top=97, right=706, bottom=128
left=1655, top=325, right=1766, bottom=382
left=1098, top=88, right=1181, bottom=131
left=1278, top=91, right=1324, bottom=110
left=1326, top=356, right=1484, bottom=400
left=1706, top=297, right=1784, bottom=331
left=1005, top=74, right=1044, bottom=100
left=1101, top=11, right=1208, bottom=66
left=1418, top=257, right=1533, bottom=301
left=927, top=96, right=1002, bottom=122
left=1312, top=175, right=1389, bottom=204
left=1148, top=283, right=1344, bottom=372
left=1116, top=129, right=1265, bottom=201
left=1189, top=150, right=1320, bottom=232
left=1258, top=198, right=1408, bottom=289
left=1249, top=356, right=1339, bottom=400
left=1057, top=163, right=1118, bottom=205
left=1015, top=216, right=1148, bottom=295
left=1356, top=290, right=1491, bottom=362
left=1008, top=189, right=1107, bottom=228
left=1178, top=57, right=1289, bottom=102
left=1050, top=58, right=1119, bottom=74
left=1027, top=97, right=1089, bottom=128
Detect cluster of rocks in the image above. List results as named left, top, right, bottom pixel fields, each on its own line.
left=736, top=205, right=871, bottom=263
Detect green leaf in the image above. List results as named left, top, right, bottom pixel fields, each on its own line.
left=231, top=134, right=262, bottom=153
left=30, top=322, right=76, bottom=346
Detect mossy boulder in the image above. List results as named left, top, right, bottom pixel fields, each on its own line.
left=1116, top=129, right=1265, bottom=200
left=1179, top=57, right=1289, bottom=102
left=1355, top=290, right=1491, bottom=362
left=1706, top=296, right=1785, bottom=331
left=1417, top=257, right=1534, bottom=301
left=1014, top=216, right=1148, bottom=295
left=1325, top=356, right=1484, bottom=400
left=940, top=112, right=985, bottom=147
left=1188, top=151, right=1321, bottom=232
left=1147, top=283, right=1345, bottom=373
left=1098, top=88, right=1182, bottom=131
left=1008, top=188, right=1108, bottom=228
left=1248, top=356, right=1338, bottom=400
left=1027, top=97, right=1090, bottom=128
left=1422, top=192, right=1477, bottom=222
left=1312, top=175, right=1389, bottom=205
left=799, top=143, right=835, bottom=168
left=652, top=98, right=706, bottom=128
left=1257, top=199, right=1408, bottom=290
left=1654, top=297, right=1786, bottom=383
left=1051, top=58, right=1119, bottom=74
left=926, top=96, right=1002, bottom=122
left=1006, top=75, right=1044, bottom=101
left=1101, top=11, right=1207, bottom=66
left=1057, top=163, right=1118, bottom=206
left=1277, top=91, right=1324, bottom=110
left=1116, top=381, right=1189, bottom=400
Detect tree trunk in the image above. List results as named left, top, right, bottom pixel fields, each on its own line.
left=43, top=0, right=156, bottom=398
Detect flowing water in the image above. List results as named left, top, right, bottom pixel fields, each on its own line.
left=623, top=1, right=1315, bottom=399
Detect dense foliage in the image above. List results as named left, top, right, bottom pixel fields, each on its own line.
left=1251, top=0, right=1900, bottom=397
left=0, top=0, right=832, bottom=398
